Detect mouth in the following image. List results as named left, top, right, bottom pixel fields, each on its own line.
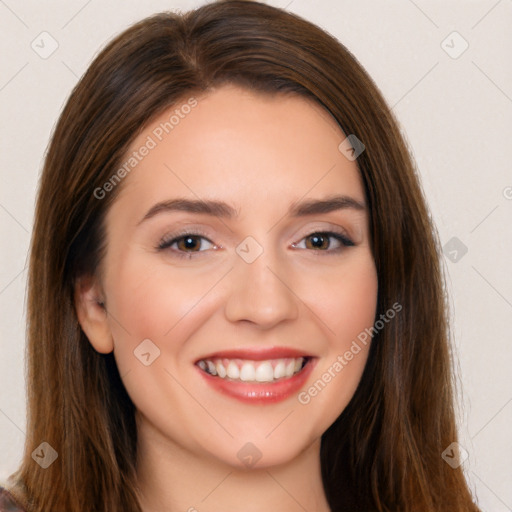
left=196, top=356, right=308, bottom=383
left=194, top=349, right=316, bottom=403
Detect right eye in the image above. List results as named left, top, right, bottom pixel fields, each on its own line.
left=157, top=232, right=219, bottom=259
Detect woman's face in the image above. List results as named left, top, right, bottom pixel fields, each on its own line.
left=82, top=84, right=378, bottom=468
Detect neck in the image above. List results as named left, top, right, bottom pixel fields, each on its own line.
left=135, top=414, right=331, bottom=512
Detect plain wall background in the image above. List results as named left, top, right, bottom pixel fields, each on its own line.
left=1, top=1, right=510, bottom=509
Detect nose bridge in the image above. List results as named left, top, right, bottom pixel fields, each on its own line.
left=223, top=236, right=299, bottom=327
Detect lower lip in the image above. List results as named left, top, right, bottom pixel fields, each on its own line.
left=197, top=359, right=316, bottom=404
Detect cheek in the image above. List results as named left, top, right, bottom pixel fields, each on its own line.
left=297, top=253, right=377, bottom=416
left=102, top=251, right=219, bottom=369
left=337, top=261, right=378, bottom=342
left=306, top=252, right=378, bottom=347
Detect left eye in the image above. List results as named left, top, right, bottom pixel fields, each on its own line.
left=292, top=232, right=354, bottom=251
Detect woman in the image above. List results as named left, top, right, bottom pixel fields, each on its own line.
left=1, top=1, right=480, bottom=510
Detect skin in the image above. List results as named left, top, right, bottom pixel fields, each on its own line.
left=76, top=84, right=378, bottom=512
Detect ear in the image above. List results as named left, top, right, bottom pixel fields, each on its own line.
left=74, top=274, right=114, bottom=354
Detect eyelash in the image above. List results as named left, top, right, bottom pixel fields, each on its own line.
left=157, top=229, right=355, bottom=259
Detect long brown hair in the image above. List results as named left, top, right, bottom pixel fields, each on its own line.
left=7, top=1, right=479, bottom=510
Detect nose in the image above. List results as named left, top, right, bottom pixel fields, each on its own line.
left=223, top=245, right=300, bottom=329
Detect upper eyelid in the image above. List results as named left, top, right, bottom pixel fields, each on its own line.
left=160, top=220, right=354, bottom=240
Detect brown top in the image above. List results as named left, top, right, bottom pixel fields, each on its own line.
left=0, top=487, right=26, bottom=512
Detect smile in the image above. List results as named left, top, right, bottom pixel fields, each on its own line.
left=195, top=348, right=316, bottom=404
left=197, top=357, right=307, bottom=383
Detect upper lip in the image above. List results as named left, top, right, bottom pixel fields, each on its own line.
left=195, top=347, right=315, bottom=362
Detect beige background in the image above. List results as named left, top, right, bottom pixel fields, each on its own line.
left=1, top=1, right=511, bottom=509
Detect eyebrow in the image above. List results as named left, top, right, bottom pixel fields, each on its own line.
left=138, top=194, right=366, bottom=225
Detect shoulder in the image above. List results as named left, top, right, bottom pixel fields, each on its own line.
left=0, top=486, right=27, bottom=512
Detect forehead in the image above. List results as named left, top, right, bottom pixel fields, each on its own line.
left=109, top=84, right=365, bottom=220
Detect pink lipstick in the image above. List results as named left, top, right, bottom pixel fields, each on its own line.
left=195, top=347, right=316, bottom=404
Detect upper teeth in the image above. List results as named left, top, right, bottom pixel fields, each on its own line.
left=197, top=357, right=305, bottom=382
